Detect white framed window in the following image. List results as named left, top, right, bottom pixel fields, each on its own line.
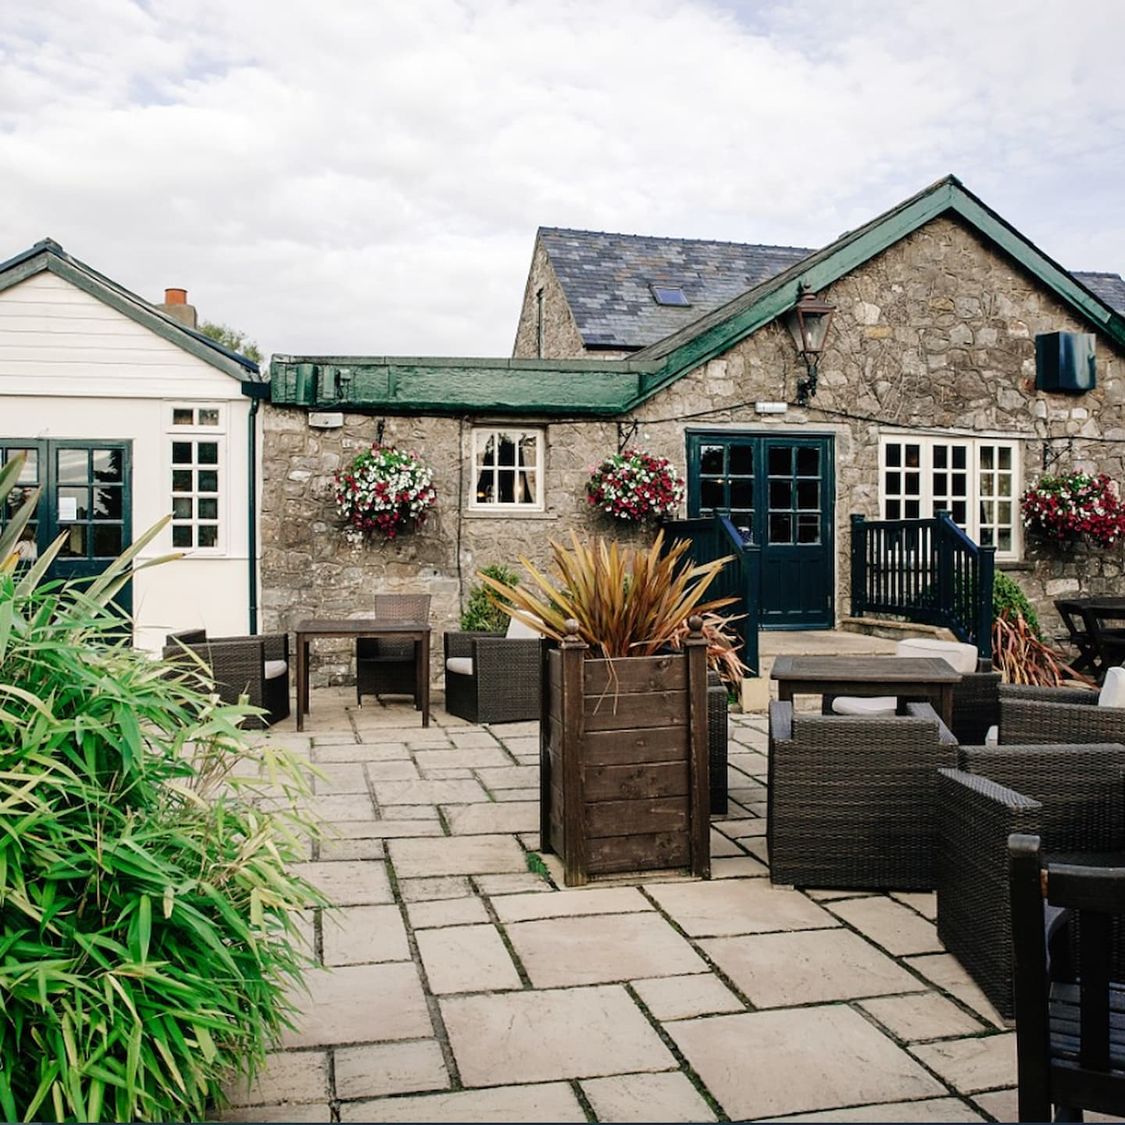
left=168, top=405, right=225, bottom=551
left=470, top=427, right=544, bottom=510
left=879, top=435, right=1021, bottom=558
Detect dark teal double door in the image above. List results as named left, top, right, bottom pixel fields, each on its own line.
left=687, top=432, right=834, bottom=629
left=0, top=439, right=132, bottom=613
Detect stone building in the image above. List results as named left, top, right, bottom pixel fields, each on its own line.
left=262, top=175, right=1125, bottom=684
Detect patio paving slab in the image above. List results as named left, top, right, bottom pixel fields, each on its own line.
left=318, top=837, right=386, bottom=861
left=474, top=871, right=552, bottom=894
left=305, top=793, right=377, bottom=821
left=632, top=972, right=745, bottom=1020
left=313, top=742, right=412, bottom=763
left=859, top=992, right=987, bottom=1042
left=282, top=963, right=431, bottom=1048
left=505, top=912, right=707, bottom=987
left=904, top=953, right=1007, bottom=1028
left=398, top=875, right=473, bottom=901
left=580, top=1072, right=717, bottom=1122
left=701, top=928, right=927, bottom=1008
left=491, top=885, right=652, bottom=923
left=415, top=923, right=522, bottom=993
left=330, top=818, right=444, bottom=840
left=414, top=746, right=512, bottom=770
left=364, top=760, right=422, bottom=781
left=475, top=765, right=540, bottom=789
left=406, top=895, right=491, bottom=929
left=893, top=890, right=939, bottom=920
left=441, top=985, right=677, bottom=1085
left=667, top=1005, right=946, bottom=1120
left=313, top=762, right=368, bottom=794
left=322, top=904, right=410, bottom=966
left=388, top=834, right=526, bottom=877
left=220, top=1102, right=332, bottom=1122
left=224, top=1048, right=328, bottom=1106
left=910, top=1032, right=1018, bottom=1094
left=373, top=779, right=489, bottom=805
left=442, top=801, right=539, bottom=835
left=490, top=785, right=540, bottom=802
left=646, top=877, right=837, bottom=936
left=332, top=1040, right=449, bottom=1100
left=293, top=860, right=392, bottom=906
left=773, top=1096, right=986, bottom=1121
left=339, top=1082, right=586, bottom=1122
left=827, top=894, right=945, bottom=956
left=710, top=854, right=769, bottom=878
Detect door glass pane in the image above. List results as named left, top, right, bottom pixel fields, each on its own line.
left=769, top=480, right=792, bottom=509
left=729, top=445, right=753, bottom=475
left=769, top=513, right=793, bottom=543
left=172, top=442, right=192, bottom=464
left=197, top=470, right=218, bottom=492
left=797, top=480, right=819, bottom=510
left=92, top=448, right=123, bottom=482
left=92, top=487, right=122, bottom=519
left=60, top=525, right=86, bottom=557
left=172, top=497, right=192, bottom=519
left=172, top=525, right=192, bottom=548
left=93, top=525, right=122, bottom=556
left=699, top=445, right=724, bottom=475
left=730, top=480, right=753, bottom=509
left=58, top=487, right=89, bottom=520
left=699, top=480, right=723, bottom=510
left=797, top=514, right=820, bottom=543
left=198, top=525, right=218, bottom=548
left=198, top=498, right=218, bottom=520
left=172, top=470, right=193, bottom=492
left=197, top=442, right=219, bottom=465
left=795, top=447, right=820, bottom=476
left=768, top=447, right=790, bottom=475
left=58, top=448, right=88, bottom=483
left=6, top=448, right=38, bottom=483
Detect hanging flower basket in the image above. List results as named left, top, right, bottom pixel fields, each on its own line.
left=333, top=445, right=436, bottom=544
left=585, top=449, right=685, bottom=524
left=1021, top=471, right=1125, bottom=547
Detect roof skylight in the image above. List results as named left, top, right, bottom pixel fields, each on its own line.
left=651, top=285, right=690, bottom=307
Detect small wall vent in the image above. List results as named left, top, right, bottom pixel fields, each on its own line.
left=1035, top=331, right=1095, bottom=394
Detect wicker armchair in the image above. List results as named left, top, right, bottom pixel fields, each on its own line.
left=998, top=683, right=1117, bottom=744
left=767, top=701, right=957, bottom=889
left=443, top=625, right=544, bottom=724
left=163, top=628, right=290, bottom=728
left=356, top=594, right=431, bottom=705
left=936, top=741, right=1125, bottom=1020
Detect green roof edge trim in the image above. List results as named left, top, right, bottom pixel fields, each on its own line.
left=268, top=176, right=1125, bottom=417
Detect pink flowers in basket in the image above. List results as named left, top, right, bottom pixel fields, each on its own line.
left=586, top=449, right=685, bottom=524
left=1021, top=471, right=1125, bottom=547
left=334, top=445, right=436, bottom=543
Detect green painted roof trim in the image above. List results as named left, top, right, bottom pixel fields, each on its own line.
left=0, top=243, right=258, bottom=382
left=270, top=176, right=1125, bottom=416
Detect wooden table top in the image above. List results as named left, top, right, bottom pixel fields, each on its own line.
left=295, top=618, right=430, bottom=635
left=770, top=654, right=962, bottom=684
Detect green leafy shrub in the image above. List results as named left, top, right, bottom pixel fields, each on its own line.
left=0, top=456, right=324, bottom=1122
left=460, top=564, right=519, bottom=632
left=993, top=570, right=1041, bottom=638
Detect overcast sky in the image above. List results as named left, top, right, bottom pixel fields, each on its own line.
left=2, top=0, right=1122, bottom=360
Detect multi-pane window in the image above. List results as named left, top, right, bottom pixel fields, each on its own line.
left=697, top=442, right=754, bottom=540
left=880, top=436, right=1020, bottom=556
left=471, top=428, right=543, bottom=509
left=169, top=406, right=223, bottom=550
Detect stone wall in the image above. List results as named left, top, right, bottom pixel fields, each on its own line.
left=261, top=213, right=1125, bottom=683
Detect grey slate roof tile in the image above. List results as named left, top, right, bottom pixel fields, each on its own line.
left=541, top=229, right=1125, bottom=351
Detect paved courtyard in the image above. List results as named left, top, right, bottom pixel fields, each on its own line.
left=221, top=687, right=1033, bottom=1123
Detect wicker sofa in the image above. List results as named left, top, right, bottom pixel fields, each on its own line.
left=163, top=628, right=290, bottom=728
left=936, top=740, right=1125, bottom=1020
left=767, top=700, right=958, bottom=889
left=356, top=594, right=431, bottom=706
left=443, top=622, right=544, bottom=724
left=998, top=683, right=1122, bottom=745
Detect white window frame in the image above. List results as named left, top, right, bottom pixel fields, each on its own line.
left=469, top=426, right=545, bottom=511
left=168, top=404, right=226, bottom=554
left=878, top=434, right=1021, bottom=560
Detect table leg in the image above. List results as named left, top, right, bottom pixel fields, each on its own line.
left=938, top=684, right=953, bottom=731
left=420, top=631, right=430, bottom=727
left=296, top=634, right=307, bottom=732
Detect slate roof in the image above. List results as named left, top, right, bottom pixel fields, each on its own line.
left=541, top=227, right=1125, bottom=352
left=538, top=228, right=813, bottom=350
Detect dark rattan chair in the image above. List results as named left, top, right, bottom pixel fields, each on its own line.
left=936, top=741, right=1125, bottom=1020
left=163, top=628, right=290, bottom=728
left=999, top=683, right=1122, bottom=745
left=1055, top=596, right=1103, bottom=678
left=356, top=594, right=431, bottom=706
left=443, top=617, right=543, bottom=724
left=1009, top=834, right=1125, bottom=1121
left=767, top=701, right=957, bottom=889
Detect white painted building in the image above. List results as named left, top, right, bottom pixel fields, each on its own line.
left=0, top=239, right=265, bottom=651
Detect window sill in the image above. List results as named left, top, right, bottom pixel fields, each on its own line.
left=464, top=508, right=557, bottom=521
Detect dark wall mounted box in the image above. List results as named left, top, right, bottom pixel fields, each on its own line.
left=1035, top=331, right=1096, bottom=394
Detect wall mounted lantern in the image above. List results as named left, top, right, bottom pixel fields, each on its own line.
left=784, top=286, right=836, bottom=406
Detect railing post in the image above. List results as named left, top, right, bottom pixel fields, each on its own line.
left=743, top=540, right=761, bottom=677
left=977, top=545, right=996, bottom=661
left=936, top=511, right=955, bottom=629
left=850, top=513, right=867, bottom=617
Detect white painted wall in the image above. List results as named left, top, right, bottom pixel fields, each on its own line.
left=0, top=271, right=257, bottom=651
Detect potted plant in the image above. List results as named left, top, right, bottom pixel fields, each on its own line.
left=480, top=531, right=734, bottom=886
left=585, top=449, right=685, bottom=523
left=333, top=444, right=436, bottom=544
left=1021, top=471, right=1125, bottom=547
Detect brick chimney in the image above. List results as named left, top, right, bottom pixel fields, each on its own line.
left=158, top=287, right=198, bottom=329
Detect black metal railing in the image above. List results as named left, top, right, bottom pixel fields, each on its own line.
left=663, top=514, right=761, bottom=677
left=850, top=511, right=995, bottom=657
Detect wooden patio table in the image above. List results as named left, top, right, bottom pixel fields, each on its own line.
left=770, top=654, right=961, bottom=729
left=295, top=618, right=431, bottom=731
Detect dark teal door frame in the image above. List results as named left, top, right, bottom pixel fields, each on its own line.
left=0, top=439, right=133, bottom=613
left=686, top=431, right=835, bottom=629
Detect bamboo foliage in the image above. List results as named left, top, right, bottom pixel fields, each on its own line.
left=0, top=452, right=325, bottom=1123
left=478, top=530, right=736, bottom=660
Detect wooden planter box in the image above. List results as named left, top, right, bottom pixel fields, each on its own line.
left=539, top=622, right=711, bottom=887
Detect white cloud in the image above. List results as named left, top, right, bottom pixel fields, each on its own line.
left=0, top=0, right=1122, bottom=358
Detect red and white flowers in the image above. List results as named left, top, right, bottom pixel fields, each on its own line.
left=586, top=449, right=685, bottom=524
left=334, top=445, right=436, bottom=543
left=1021, top=471, right=1125, bottom=547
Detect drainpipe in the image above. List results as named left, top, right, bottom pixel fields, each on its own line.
left=241, top=381, right=269, bottom=634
